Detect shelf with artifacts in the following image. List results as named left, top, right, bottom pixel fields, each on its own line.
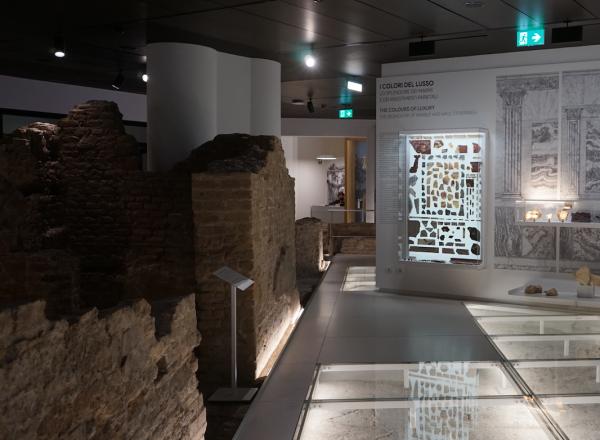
left=514, top=199, right=600, bottom=272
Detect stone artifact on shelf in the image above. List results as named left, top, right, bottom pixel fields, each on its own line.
left=525, top=209, right=542, bottom=222
left=572, top=211, right=592, bottom=223
left=544, top=288, right=558, bottom=296
left=525, top=284, right=543, bottom=294
left=575, top=266, right=599, bottom=298
left=557, top=207, right=570, bottom=222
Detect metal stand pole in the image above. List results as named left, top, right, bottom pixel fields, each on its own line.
left=231, top=284, right=237, bottom=389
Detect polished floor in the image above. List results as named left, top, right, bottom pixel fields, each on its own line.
left=234, top=256, right=600, bottom=440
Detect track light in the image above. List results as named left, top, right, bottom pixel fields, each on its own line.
left=141, top=73, right=148, bottom=83
left=304, top=54, right=316, bottom=68
left=112, top=71, right=124, bottom=90
left=53, top=35, right=65, bottom=58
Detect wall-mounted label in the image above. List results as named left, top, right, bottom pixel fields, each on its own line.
left=516, top=29, right=545, bottom=47
left=339, top=109, right=353, bottom=119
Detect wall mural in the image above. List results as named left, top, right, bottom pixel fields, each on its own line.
left=494, top=70, right=600, bottom=272
left=405, top=132, right=484, bottom=264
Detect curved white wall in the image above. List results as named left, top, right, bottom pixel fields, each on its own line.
left=146, top=42, right=281, bottom=171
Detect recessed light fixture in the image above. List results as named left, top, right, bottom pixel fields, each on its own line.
left=464, top=0, right=484, bottom=7
left=347, top=80, right=363, bottom=92
left=304, top=54, right=316, bottom=68
left=142, top=73, right=149, bottom=83
left=53, top=35, right=66, bottom=58
left=112, top=71, right=124, bottom=90
left=316, top=154, right=336, bottom=163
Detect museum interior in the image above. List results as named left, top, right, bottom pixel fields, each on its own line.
left=3, top=1, right=600, bottom=440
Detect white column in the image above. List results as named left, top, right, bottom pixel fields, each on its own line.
left=250, top=58, right=281, bottom=136
left=147, top=43, right=218, bottom=172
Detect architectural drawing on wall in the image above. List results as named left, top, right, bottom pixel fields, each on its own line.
left=562, top=70, right=600, bottom=199
left=404, top=132, right=485, bottom=264
left=494, top=70, right=600, bottom=272
left=326, top=163, right=344, bottom=204
left=496, top=73, right=559, bottom=200
left=494, top=73, right=560, bottom=271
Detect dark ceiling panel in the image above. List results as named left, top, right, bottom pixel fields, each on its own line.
left=574, top=0, right=600, bottom=18
left=502, top=0, right=593, bottom=24
left=239, top=1, right=387, bottom=44
left=432, top=0, right=536, bottom=29
left=157, top=8, right=341, bottom=54
left=356, top=0, right=484, bottom=34
left=281, top=0, right=430, bottom=39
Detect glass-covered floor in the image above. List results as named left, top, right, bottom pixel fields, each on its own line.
left=293, top=301, right=600, bottom=440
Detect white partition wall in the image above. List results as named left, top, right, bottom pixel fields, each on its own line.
left=376, top=44, right=600, bottom=302
left=146, top=42, right=281, bottom=171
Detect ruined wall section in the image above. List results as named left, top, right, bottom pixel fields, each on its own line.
left=0, top=294, right=206, bottom=440
left=0, top=101, right=195, bottom=313
left=250, top=145, right=300, bottom=377
left=189, top=134, right=300, bottom=393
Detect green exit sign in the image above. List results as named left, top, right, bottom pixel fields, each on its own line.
left=516, top=28, right=545, bottom=47
left=339, top=109, right=353, bottom=119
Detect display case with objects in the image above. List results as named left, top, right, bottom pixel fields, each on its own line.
left=399, top=130, right=487, bottom=266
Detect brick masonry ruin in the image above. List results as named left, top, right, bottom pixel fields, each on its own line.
left=0, top=295, right=206, bottom=440
left=0, top=101, right=302, bottom=437
left=185, top=134, right=301, bottom=388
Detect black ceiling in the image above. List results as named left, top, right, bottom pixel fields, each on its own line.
left=2, top=0, right=600, bottom=119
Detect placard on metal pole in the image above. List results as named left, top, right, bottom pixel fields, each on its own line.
left=209, top=266, right=257, bottom=402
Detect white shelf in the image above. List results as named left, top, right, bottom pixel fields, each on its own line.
left=509, top=285, right=600, bottom=309
left=516, top=221, right=600, bottom=229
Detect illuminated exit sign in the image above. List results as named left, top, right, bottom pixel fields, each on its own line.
left=516, top=28, right=545, bottom=47
left=339, top=109, right=353, bottom=119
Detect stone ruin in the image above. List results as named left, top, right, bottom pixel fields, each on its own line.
left=0, top=295, right=205, bottom=440
left=0, top=101, right=301, bottom=438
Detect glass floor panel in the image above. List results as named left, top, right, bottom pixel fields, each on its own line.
left=465, top=303, right=568, bottom=317
left=514, top=361, right=600, bottom=395
left=477, top=315, right=600, bottom=335
left=342, top=266, right=376, bottom=292
left=298, top=398, right=554, bottom=440
left=294, top=275, right=600, bottom=439
left=313, top=362, right=520, bottom=400
left=492, top=337, right=600, bottom=360
left=542, top=396, right=600, bottom=440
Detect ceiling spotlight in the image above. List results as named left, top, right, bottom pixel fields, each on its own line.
left=141, top=73, right=148, bottom=83
left=464, top=0, right=484, bottom=7
left=112, top=71, right=124, bottom=90
left=53, top=35, right=66, bottom=58
left=307, top=99, right=315, bottom=113
left=304, top=54, right=316, bottom=68
left=347, top=80, right=363, bottom=92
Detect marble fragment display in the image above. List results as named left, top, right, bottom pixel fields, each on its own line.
left=405, top=132, right=484, bottom=264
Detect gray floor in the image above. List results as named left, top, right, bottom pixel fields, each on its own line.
left=233, top=255, right=500, bottom=440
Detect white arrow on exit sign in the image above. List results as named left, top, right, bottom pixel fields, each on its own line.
left=532, top=33, right=542, bottom=43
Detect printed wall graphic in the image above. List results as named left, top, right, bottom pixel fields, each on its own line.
left=495, top=69, right=600, bottom=272
left=404, top=132, right=484, bottom=264
left=562, top=70, right=600, bottom=199
left=495, top=73, right=559, bottom=200
left=326, top=163, right=344, bottom=204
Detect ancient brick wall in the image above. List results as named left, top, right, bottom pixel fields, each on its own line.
left=331, top=223, right=376, bottom=255
left=189, top=134, right=300, bottom=393
left=296, top=217, right=326, bottom=279
left=0, top=294, right=206, bottom=440
left=0, top=101, right=195, bottom=313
